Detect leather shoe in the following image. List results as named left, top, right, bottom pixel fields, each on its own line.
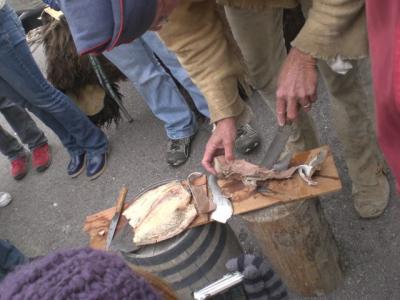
left=67, top=153, right=85, bottom=178
left=87, top=152, right=107, bottom=180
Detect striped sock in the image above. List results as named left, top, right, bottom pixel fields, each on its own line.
left=226, top=254, right=288, bottom=300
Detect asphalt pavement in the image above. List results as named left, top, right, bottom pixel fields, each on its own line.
left=0, top=46, right=399, bottom=300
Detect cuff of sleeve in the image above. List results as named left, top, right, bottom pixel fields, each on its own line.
left=291, top=18, right=337, bottom=60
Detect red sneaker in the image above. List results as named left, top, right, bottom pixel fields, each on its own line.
left=32, top=143, right=52, bottom=172
left=11, top=155, right=28, bottom=180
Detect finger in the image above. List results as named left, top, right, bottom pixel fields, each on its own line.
left=223, top=136, right=235, bottom=162
left=276, top=95, right=287, bottom=126
left=286, top=96, right=299, bottom=121
left=202, top=142, right=218, bottom=175
left=309, top=90, right=317, bottom=102
left=297, top=96, right=312, bottom=112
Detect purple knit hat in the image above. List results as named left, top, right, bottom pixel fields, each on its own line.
left=0, top=248, right=161, bottom=300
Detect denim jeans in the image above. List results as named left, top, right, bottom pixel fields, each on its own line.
left=0, top=97, right=47, bottom=160
left=0, top=240, right=26, bottom=282
left=0, top=4, right=108, bottom=159
left=104, top=31, right=210, bottom=140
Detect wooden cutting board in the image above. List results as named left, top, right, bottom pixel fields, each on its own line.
left=84, top=145, right=341, bottom=250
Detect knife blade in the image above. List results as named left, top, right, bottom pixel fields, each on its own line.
left=260, top=124, right=293, bottom=169
left=106, top=187, right=128, bottom=250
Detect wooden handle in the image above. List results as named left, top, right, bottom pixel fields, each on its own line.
left=115, top=187, right=128, bottom=214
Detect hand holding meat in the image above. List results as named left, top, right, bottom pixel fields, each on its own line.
left=202, top=117, right=236, bottom=175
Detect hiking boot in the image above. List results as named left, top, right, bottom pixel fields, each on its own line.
left=166, top=137, right=192, bottom=167
left=0, top=192, right=12, bottom=208
left=235, top=124, right=260, bottom=154
left=32, top=143, right=52, bottom=172
left=353, top=171, right=390, bottom=218
left=11, top=154, right=28, bottom=180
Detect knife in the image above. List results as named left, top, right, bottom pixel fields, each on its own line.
left=106, top=187, right=128, bottom=250
left=257, top=124, right=293, bottom=194
left=260, top=124, right=293, bottom=169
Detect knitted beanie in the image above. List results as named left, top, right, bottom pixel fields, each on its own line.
left=0, top=248, right=161, bottom=300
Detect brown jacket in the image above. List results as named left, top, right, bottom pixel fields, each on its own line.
left=158, top=0, right=368, bottom=122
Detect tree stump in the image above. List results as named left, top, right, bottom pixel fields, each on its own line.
left=242, top=197, right=342, bottom=296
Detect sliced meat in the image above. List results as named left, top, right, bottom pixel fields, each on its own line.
left=123, top=181, right=197, bottom=245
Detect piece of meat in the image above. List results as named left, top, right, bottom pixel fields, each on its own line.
left=123, top=181, right=182, bottom=229
left=134, top=202, right=197, bottom=246
left=188, top=172, right=216, bottom=214
left=123, top=181, right=197, bottom=245
left=214, top=156, right=299, bottom=186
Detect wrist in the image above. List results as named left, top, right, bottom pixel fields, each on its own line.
left=290, top=47, right=316, bottom=66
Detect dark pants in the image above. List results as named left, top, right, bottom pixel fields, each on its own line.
left=0, top=97, right=47, bottom=160
left=0, top=240, right=26, bottom=281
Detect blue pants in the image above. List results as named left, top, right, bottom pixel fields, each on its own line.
left=0, top=4, right=108, bottom=159
left=0, top=240, right=26, bottom=282
left=104, top=31, right=210, bottom=140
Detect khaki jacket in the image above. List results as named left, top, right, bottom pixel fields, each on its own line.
left=159, top=0, right=368, bottom=122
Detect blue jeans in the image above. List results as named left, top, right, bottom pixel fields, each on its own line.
left=104, top=31, right=210, bottom=140
left=0, top=4, right=108, bottom=159
left=0, top=97, right=47, bottom=160
left=0, top=240, right=26, bottom=282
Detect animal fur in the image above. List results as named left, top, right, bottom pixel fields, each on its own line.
left=40, top=13, right=126, bottom=127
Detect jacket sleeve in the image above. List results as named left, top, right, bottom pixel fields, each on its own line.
left=292, top=0, right=368, bottom=60
left=158, top=0, right=246, bottom=123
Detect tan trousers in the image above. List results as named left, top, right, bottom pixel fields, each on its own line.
left=225, top=5, right=382, bottom=186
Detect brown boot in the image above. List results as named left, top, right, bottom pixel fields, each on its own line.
left=352, top=171, right=390, bottom=218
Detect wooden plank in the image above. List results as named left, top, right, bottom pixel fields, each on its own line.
left=84, top=145, right=341, bottom=249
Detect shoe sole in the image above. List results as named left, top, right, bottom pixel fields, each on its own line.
left=166, top=137, right=192, bottom=167
left=69, top=156, right=86, bottom=178
left=168, top=159, right=188, bottom=167
left=33, top=144, right=52, bottom=173
left=242, top=141, right=260, bottom=154
left=88, top=154, right=108, bottom=181
left=13, top=155, right=29, bottom=181
left=235, top=138, right=260, bottom=154
left=35, top=157, right=52, bottom=173
left=13, top=172, right=28, bottom=181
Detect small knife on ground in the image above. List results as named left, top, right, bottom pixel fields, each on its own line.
left=106, top=187, right=128, bottom=250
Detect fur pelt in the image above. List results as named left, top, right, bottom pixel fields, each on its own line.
left=40, top=13, right=127, bottom=127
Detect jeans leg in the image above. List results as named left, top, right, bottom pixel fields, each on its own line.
left=0, top=240, right=26, bottom=282
left=0, top=5, right=108, bottom=158
left=0, top=124, right=25, bottom=160
left=104, top=38, right=198, bottom=139
left=143, top=32, right=210, bottom=118
left=0, top=97, right=47, bottom=151
left=0, top=77, right=81, bottom=156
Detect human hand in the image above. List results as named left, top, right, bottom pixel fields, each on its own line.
left=202, top=117, right=236, bottom=175
left=276, top=47, right=317, bottom=126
